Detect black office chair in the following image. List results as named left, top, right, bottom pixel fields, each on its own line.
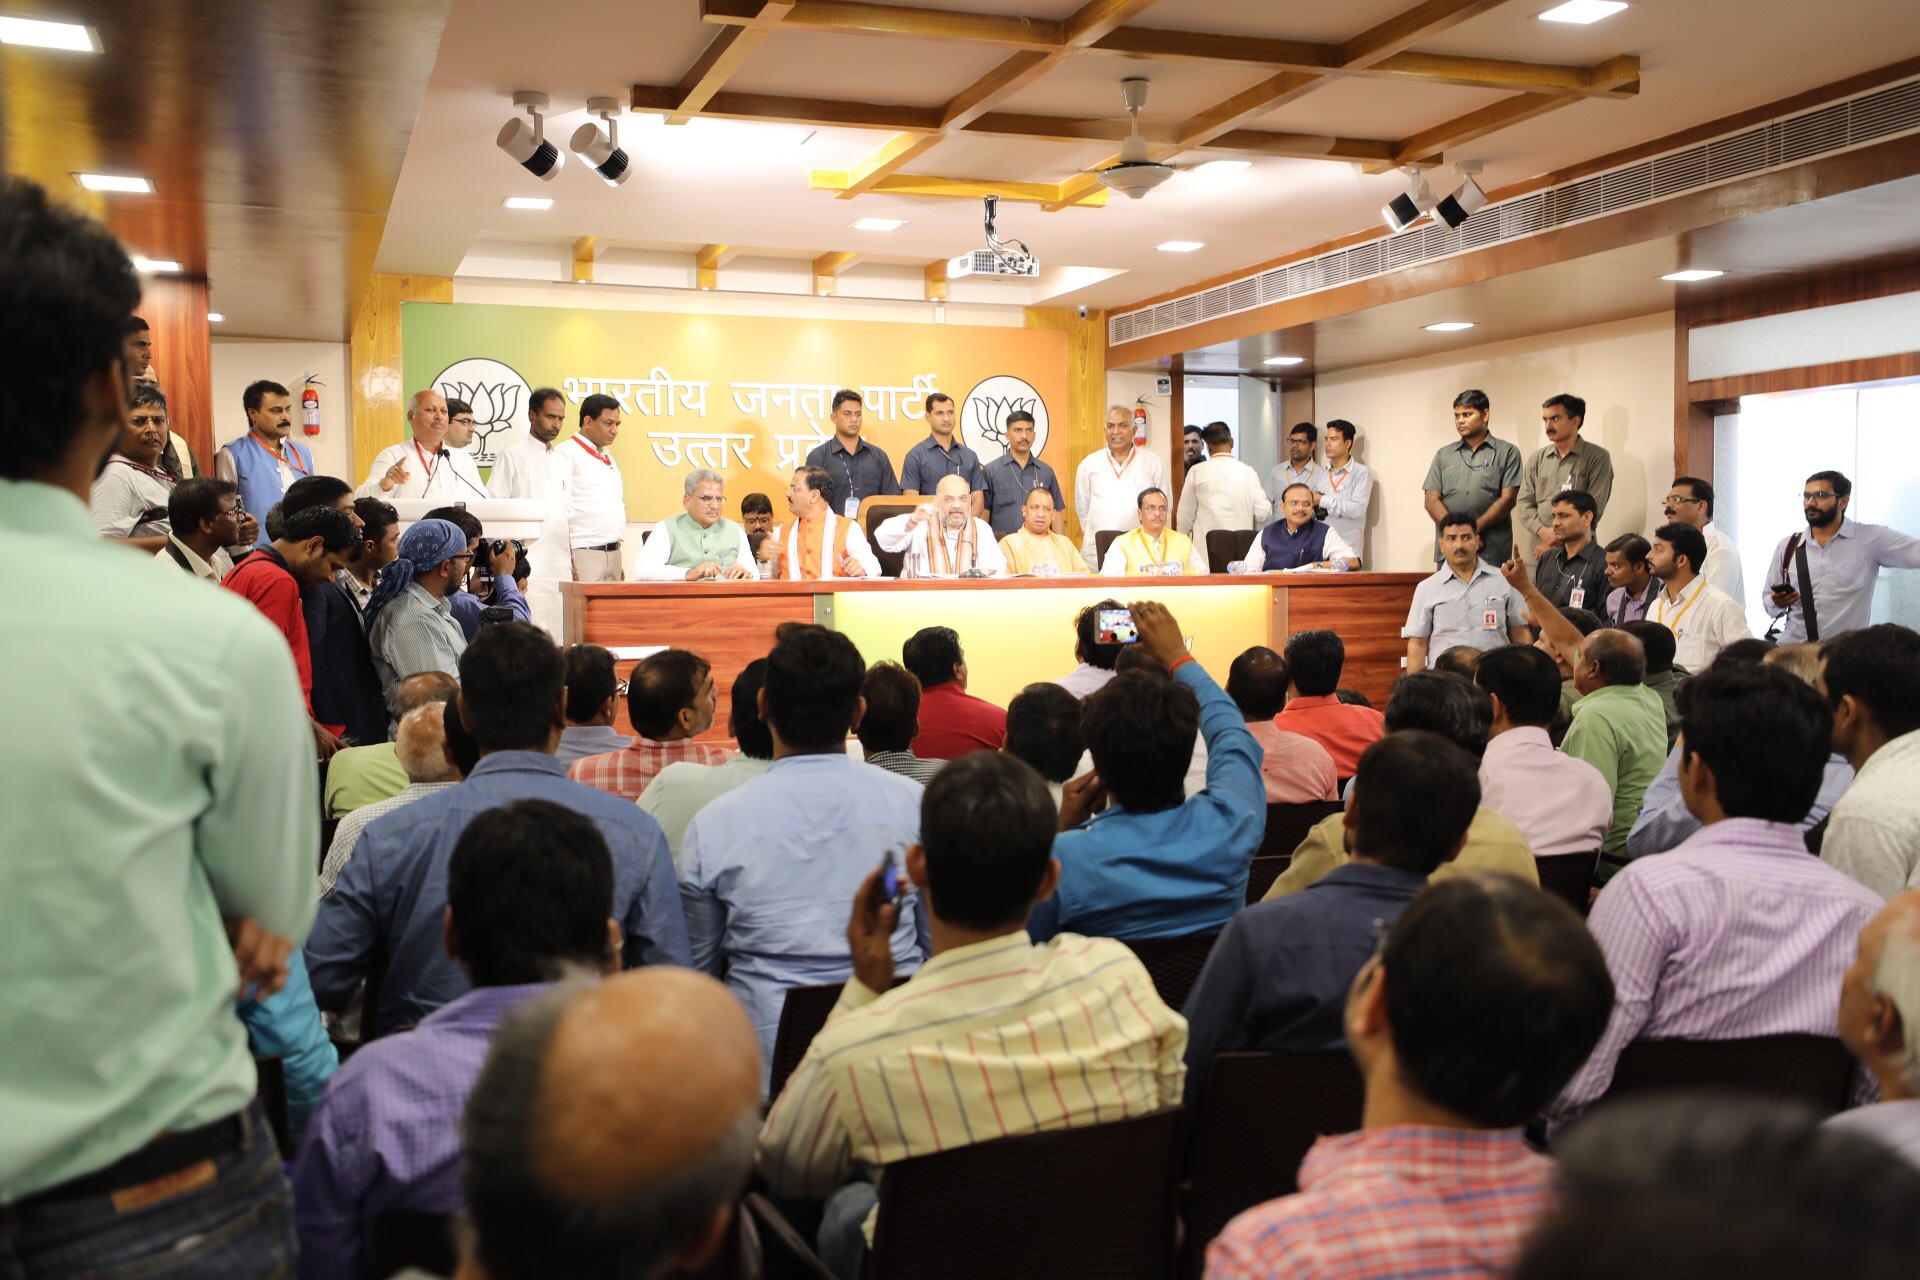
left=1127, top=932, right=1220, bottom=1010
left=1257, top=800, right=1344, bottom=859
left=1205, top=529, right=1257, bottom=574
left=1094, top=529, right=1123, bottom=568
left=1535, top=851, right=1600, bottom=917
left=1599, top=1035, right=1857, bottom=1115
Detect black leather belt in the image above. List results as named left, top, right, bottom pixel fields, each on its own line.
left=579, top=541, right=623, bottom=552
left=15, top=1104, right=253, bottom=1209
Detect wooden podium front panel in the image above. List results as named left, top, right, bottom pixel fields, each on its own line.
left=1278, top=577, right=1421, bottom=708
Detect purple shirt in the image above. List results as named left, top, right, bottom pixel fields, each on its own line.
left=1550, top=818, right=1881, bottom=1129
left=291, top=983, right=549, bottom=1279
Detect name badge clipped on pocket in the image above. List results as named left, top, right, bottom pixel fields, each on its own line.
left=1483, top=606, right=1500, bottom=630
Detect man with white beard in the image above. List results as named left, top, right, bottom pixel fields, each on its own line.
left=875, top=474, right=1006, bottom=577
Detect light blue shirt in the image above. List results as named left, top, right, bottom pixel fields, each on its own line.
left=1320, top=460, right=1373, bottom=562
left=1626, top=744, right=1855, bottom=861
left=305, top=752, right=689, bottom=1035
left=1402, top=561, right=1530, bottom=660
left=1029, top=662, right=1266, bottom=943
left=234, top=951, right=336, bottom=1147
left=554, top=723, right=634, bottom=767
left=1766, top=519, right=1920, bottom=641
left=679, top=753, right=930, bottom=1088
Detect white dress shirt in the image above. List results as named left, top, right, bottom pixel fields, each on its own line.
left=355, top=440, right=487, bottom=502
left=1649, top=574, right=1751, bottom=672
left=875, top=514, right=1007, bottom=576
left=1074, top=446, right=1170, bottom=567
left=1765, top=518, right=1920, bottom=642
left=560, top=434, right=628, bottom=548
left=1320, top=460, right=1373, bottom=563
left=1267, top=460, right=1329, bottom=509
left=486, top=434, right=572, bottom=561
left=1176, top=454, right=1271, bottom=572
left=1699, top=521, right=1743, bottom=605
left=1478, top=726, right=1614, bottom=858
left=1822, top=729, right=1920, bottom=899
left=634, top=518, right=756, bottom=581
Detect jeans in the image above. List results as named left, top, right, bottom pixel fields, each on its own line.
left=0, top=1103, right=295, bottom=1279
left=817, top=1180, right=878, bottom=1280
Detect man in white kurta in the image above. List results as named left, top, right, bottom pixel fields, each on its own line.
left=1074, top=406, right=1169, bottom=571
left=635, top=470, right=757, bottom=582
left=1175, top=423, right=1271, bottom=572
left=485, top=388, right=574, bottom=638
left=875, top=475, right=1006, bottom=577
left=562, top=394, right=629, bottom=583
left=356, top=389, right=487, bottom=502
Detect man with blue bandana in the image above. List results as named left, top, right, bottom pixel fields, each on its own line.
left=367, top=518, right=472, bottom=706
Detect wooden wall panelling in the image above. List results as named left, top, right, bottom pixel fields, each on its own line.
left=349, top=274, right=452, bottom=481
left=1024, top=306, right=1106, bottom=544
left=1282, top=579, right=1421, bottom=709
left=1689, top=354, right=1920, bottom=402
left=139, top=277, right=214, bottom=468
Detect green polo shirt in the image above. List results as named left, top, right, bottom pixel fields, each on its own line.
left=1560, top=682, right=1668, bottom=870
left=0, top=478, right=318, bottom=1200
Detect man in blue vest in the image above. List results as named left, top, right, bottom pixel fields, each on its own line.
left=1234, top=483, right=1361, bottom=573
left=214, top=379, right=310, bottom=547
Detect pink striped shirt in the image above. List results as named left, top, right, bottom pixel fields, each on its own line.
left=1550, top=817, right=1882, bottom=1127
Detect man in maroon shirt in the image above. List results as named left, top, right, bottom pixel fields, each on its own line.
left=224, top=503, right=357, bottom=758
left=1273, top=629, right=1385, bottom=779
left=904, top=625, right=1007, bottom=760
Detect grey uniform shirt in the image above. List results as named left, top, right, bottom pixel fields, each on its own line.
left=1423, top=436, right=1523, bottom=563
left=1514, top=439, right=1615, bottom=542
left=1402, top=561, right=1529, bottom=662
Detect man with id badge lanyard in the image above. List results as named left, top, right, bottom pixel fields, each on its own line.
left=1404, top=514, right=1532, bottom=671
left=1101, top=487, right=1196, bottom=576
left=805, top=389, right=901, bottom=522
left=1533, top=490, right=1609, bottom=611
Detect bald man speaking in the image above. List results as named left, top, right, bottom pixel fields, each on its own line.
left=357, top=388, right=487, bottom=501
left=874, top=474, right=1006, bottom=577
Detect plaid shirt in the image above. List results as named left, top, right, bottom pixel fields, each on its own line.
left=567, top=736, right=733, bottom=801
left=1206, top=1127, right=1556, bottom=1280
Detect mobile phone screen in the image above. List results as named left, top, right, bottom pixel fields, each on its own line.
left=880, top=851, right=904, bottom=903
left=1095, top=607, right=1139, bottom=644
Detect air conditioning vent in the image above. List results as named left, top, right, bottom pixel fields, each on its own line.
left=1110, top=75, right=1920, bottom=347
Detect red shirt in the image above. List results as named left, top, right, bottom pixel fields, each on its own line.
left=1272, top=695, right=1386, bottom=778
left=912, top=681, right=1008, bottom=761
left=223, top=548, right=315, bottom=717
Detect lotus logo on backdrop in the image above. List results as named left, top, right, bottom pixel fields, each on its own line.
left=960, top=374, right=1050, bottom=466
left=432, top=358, right=534, bottom=466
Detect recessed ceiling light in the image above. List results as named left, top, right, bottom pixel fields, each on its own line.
left=1539, top=1, right=1628, bottom=24
left=1661, top=268, right=1725, bottom=282
left=130, top=257, right=182, bottom=274
left=207, top=312, right=225, bottom=323
left=73, top=173, right=152, bottom=194
left=1424, top=321, right=1476, bottom=332
left=1263, top=356, right=1305, bottom=366
left=1194, top=160, right=1251, bottom=175
left=0, top=15, right=102, bottom=51
left=853, top=217, right=905, bottom=231
left=1157, top=241, right=1205, bottom=253
left=502, top=195, right=553, bottom=210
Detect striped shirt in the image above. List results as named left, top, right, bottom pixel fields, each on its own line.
left=318, top=781, right=457, bottom=896
left=1207, top=1127, right=1555, bottom=1280
left=568, top=736, right=733, bottom=801
left=1550, top=817, right=1883, bottom=1128
left=756, top=931, right=1187, bottom=1242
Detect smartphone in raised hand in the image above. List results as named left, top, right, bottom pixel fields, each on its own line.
left=878, top=850, right=907, bottom=904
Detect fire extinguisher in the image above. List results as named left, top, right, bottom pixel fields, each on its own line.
left=1132, top=401, right=1148, bottom=446
left=302, top=377, right=322, bottom=437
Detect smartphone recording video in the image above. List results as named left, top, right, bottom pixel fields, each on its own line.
left=1095, top=607, right=1140, bottom=645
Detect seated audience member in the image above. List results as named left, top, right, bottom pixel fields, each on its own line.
left=1830, top=890, right=1920, bottom=1166
left=0, top=179, right=314, bottom=1268
left=1234, top=482, right=1359, bottom=573
left=1600, top=533, right=1659, bottom=625
left=767, top=466, right=882, bottom=580
left=1226, top=645, right=1339, bottom=803
left=875, top=474, right=1007, bottom=576
left=1335, top=688, right=1373, bottom=707
left=1274, top=629, right=1386, bottom=777
left=680, top=624, right=928, bottom=1083
left=155, top=475, right=241, bottom=581
left=902, top=625, right=1006, bottom=758
left=1004, top=681, right=1084, bottom=808
left=635, top=468, right=757, bottom=581
left=223, top=502, right=358, bottom=758
left=1647, top=521, right=1749, bottom=671
left=333, top=495, right=399, bottom=615
left=642, top=660, right=775, bottom=869
left=1627, top=643, right=1850, bottom=861
left=322, top=670, right=458, bottom=818
left=1534, top=603, right=1602, bottom=745
left=1101, top=486, right=1196, bottom=576
left=1820, top=624, right=1920, bottom=898
left=1516, top=1095, right=1920, bottom=1280
left=1029, top=601, right=1263, bottom=942
left=293, top=799, right=620, bottom=1280
left=1184, top=732, right=1479, bottom=1112
left=235, top=951, right=335, bottom=1151
left=998, top=487, right=1087, bottom=575
left=570, top=648, right=730, bottom=800
left=759, top=753, right=1188, bottom=1277
left=857, top=661, right=944, bottom=784
left=1431, top=645, right=1484, bottom=678
left=456, top=969, right=762, bottom=1280
left=319, top=702, right=464, bottom=894
left=1619, top=618, right=1683, bottom=746
left=1403, top=514, right=1532, bottom=671
left=1475, top=644, right=1613, bottom=859
left=1532, top=489, right=1608, bottom=610
left=1266, top=672, right=1540, bottom=899
left=1055, top=599, right=1125, bottom=697
left=552, top=642, right=633, bottom=766
left=1209, top=875, right=1614, bottom=1280
left=281, top=477, right=388, bottom=748
left=89, top=382, right=177, bottom=551
left=365, top=518, right=472, bottom=701
left=422, top=503, right=531, bottom=638
left=306, top=623, right=689, bottom=1036
left=1548, top=664, right=1884, bottom=1130
left=1558, top=628, right=1667, bottom=884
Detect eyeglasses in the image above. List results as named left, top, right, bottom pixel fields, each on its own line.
left=129, top=414, right=168, bottom=428
left=615, top=679, right=630, bottom=696
left=1664, top=494, right=1702, bottom=506
left=1802, top=491, right=1839, bottom=502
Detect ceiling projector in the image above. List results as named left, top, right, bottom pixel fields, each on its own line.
left=951, top=195, right=1039, bottom=278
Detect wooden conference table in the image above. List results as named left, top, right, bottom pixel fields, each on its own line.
left=563, top=573, right=1424, bottom=743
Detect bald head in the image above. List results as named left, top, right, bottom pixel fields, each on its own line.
left=462, top=969, right=762, bottom=1280
left=1842, top=892, right=1920, bottom=1098
left=390, top=669, right=459, bottom=722
left=394, top=703, right=458, bottom=783
left=407, top=388, right=449, bottom=447
left=1577, top=628, right=1645, bottom=694
left=934, top=473, right=972, bottom=529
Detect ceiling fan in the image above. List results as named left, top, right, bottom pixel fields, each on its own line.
left=1088, top=77, right=1179, bottom=200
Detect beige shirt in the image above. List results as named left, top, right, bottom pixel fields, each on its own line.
left=1262, top=807, right=1539, bottom=900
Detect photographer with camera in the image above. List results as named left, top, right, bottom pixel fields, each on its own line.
left=423, top=505, right=531, bottom=639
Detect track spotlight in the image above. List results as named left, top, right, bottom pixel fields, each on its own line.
left=1434, top=161, right=1488, bottom=229
left=1380, top=167, right=1436, bottom=234
left=497, top=92, right=565, bottom=181
left=570, top=97, right=632, bottom=187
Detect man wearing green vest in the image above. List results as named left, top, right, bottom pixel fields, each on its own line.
left=633, top=469, right=757, bottom=581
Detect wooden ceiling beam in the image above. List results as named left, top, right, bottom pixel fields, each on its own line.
left=812, top=250, right=862, bottom=294
left=702, top=0, right=1064, bottom=49
left=694, top=243, right=733, bottom=290
left=1175, top=71, right=1325, bottom=149
left=630, top=86, right=940, bottom=132
left=571, top=236, right=598, bottom=284
left=1382, top=89, right=1584, bottom=169
left=964, top=111, right=1404, bottom=164
left=808, top=170, right=1109, bottom=206
left=668, top=1, right=793, bottom=124
left=1337, top=0, right=1511, bottom=70
left=924, top=259, right=949, bottom=302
